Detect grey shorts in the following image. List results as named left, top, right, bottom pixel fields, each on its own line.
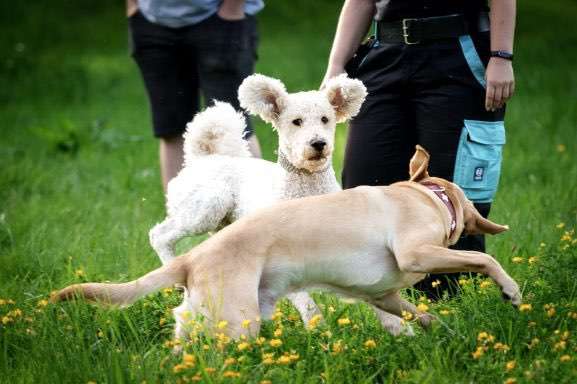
left=129, top=11, right=258, bottom=138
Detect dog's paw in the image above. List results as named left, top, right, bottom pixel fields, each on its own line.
left=417, top=313, right=437, bottom=329
left=501, top=282, right=522, bottom=307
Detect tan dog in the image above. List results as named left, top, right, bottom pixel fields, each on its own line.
left=55, top=146, right=521, bottom=340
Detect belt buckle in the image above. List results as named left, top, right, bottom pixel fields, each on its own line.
left=402, top=18, right=420, bottom=45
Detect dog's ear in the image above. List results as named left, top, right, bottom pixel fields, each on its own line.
left=473, top=215, right=509, bottom=235
left=409, top=145, right=431, bottom=181
left=238, top=74, right=288, bottom=124
left=323, top=74, right=367, bottom=123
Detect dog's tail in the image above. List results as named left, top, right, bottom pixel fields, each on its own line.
left=53, top=261, right=187, bottom=307
left=183, top=101, right=251, bottom=165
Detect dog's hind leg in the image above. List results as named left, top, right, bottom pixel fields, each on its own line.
left=150, top=218, right=187, bottom=264
left=372, top=292, right=436, bottom=329
left=285, top=291, right=322, bottom=326
left=371, top=305, right=415, bottom=336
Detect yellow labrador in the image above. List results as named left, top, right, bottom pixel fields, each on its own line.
left=55, top=146, right=521, bottom=339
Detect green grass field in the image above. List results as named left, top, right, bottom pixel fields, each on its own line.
left=1, top=1, right=577, bottom=383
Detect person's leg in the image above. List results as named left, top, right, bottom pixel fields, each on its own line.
left=411, top=35, right=506, bottom=299
left=192, top=14, right=262, bottom=158
left=342, top=43, right=414, bottom=189
left=129, top=13, right=200, bottom=191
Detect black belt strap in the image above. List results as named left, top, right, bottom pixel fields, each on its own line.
left=377, top=13, right=490, bottom=45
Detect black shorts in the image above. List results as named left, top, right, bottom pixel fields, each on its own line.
left=129, top=12, right=258, bottom=138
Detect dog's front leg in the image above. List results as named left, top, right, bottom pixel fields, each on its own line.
left=373, top=292, right=436, bottom=329
left=396, top=245, right=521, bottom=306
left=285, top=291, right=322, bottom=326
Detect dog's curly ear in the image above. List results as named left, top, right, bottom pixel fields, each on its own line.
left=409, top=145, right=430, bottom=181
left=323, top=74, right=367, bottom=123
left=238, top=74, right=288, bottom=124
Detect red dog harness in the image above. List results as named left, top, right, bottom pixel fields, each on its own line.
left=421, top=182, right=457, bottom=237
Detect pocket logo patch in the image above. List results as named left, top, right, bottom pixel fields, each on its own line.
left=474, top=166, right=485, bottom=181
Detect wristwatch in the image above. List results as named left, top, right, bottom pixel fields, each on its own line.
left=490, top=51, right=514, bottom=61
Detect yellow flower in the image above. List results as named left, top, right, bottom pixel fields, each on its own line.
left=546, top=308, right=556, bottom=317
left=37, top=299, right=49, bottom=308
left=431, top=279, right=441, bottom=288
left=217, top=320, right=228, bottom=329
left=308, top=314, right=323, bottom=329
left=159, top=317, right=166, bottom=326
left=262, top=352, right=275, bottom=365
left=288, top=352, right=300, bottom=361
left=273, top=328, right=283, bottom=337
left=271, top=311, right=283, bottom=321
left=527, top=338, right=540, bottom=349
left=204, top=367, right=216, bottom=374
left=332, top=340, right=344, bottom=354
left=172, top=363, right=186, bottom=373
left=471, top=346, right=485, bottom=359
left=401, top=311, right=414, bottom=321
left=416, top=303, right=429, bottom=312
left=494, top=342, right=510, bottom=352
left=528, top=256, right=538, bottom=265
left=222, top=370, right=241, bottom=378
left=237, top=342, right=250, bottom=351
left=504, top=378, right=517, bottom=384
left=269, top=339, right=282, bottom=348
left=556, top=222, right=566, bottom=229
left=560, top=355, right=572, bottom=362
left=328, top=306, right=336, bottom=313
left=505, top=360, right=516, bottom=371
left=337, top=317, right=351, bottom=326
left=241, top=319, right=251, bottom=329
left=277, top=355, right=291, bottom=365
left=260, top=381, right=272, bottom=384
left=87, top=381, right=96, bottom=384
left=364, top=339, right=377, bottom=349
left=554, top=340, right=566, bottom=351
left=459, top=278, right=470, bottom=286
left=518, top=303, right=532, bottom=312
left=255, top=336, right=266, bottom=345
left=439, top=309, right=451, bottom=316
left=183, top=353, right=196, bottom=366
left=511, top=257, right=524, bottom=264
left=1, top=316, right=12, bottom=325
left=539, top=242, right=546, bottom=248
left=75, top=269, right=85, bottom=278
left=479, top=280, right=493, bottom=289
left=557, top=144, right=566, bottom=152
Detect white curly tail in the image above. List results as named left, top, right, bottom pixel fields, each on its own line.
left=53, top=261, right=187, bottom=307
left=183, top=101, right=251, bottom=165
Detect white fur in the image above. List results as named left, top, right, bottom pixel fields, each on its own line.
left=149, top=73, right=367, bottom=324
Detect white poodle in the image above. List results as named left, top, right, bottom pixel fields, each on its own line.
left=149, top=73, right=367, bottom=323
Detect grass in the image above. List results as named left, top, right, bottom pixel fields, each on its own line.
left=1, top=0, right=577, bottom=383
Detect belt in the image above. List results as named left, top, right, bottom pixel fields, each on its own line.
left=377, top=13, right=490, bottom=45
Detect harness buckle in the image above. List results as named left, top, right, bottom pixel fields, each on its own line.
left=402, top=18, right=420, bottom=45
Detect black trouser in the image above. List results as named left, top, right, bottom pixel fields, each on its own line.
left=129, top=12, right=258, bottom=138
left=344, top=31, right=506, bottom=299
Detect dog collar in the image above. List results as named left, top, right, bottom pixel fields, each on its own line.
left=277, top=151, right=329, bottom=175
left=421, top=182, right=457, bottom=238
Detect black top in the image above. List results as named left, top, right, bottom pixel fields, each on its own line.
left=374, top=0, right=489, bottom=24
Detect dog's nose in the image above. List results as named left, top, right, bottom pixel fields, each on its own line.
left=310, top=140, right=327, bottom=152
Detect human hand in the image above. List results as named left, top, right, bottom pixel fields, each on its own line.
left=217, top=0, right=245, bottom=21
left=485, top=57, right=515, bottom=111
left=320, top=65, right=346, bottom=90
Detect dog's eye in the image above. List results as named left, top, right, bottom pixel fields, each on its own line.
left=292, top=118, right=302, bottom=126
left=321, top=116, right=328, bottom=124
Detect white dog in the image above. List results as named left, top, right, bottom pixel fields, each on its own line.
left=148, top=74, right=367, bottom=323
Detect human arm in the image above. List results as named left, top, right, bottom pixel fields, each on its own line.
left=126, top=0, right=137, bottom=17
left=217, top=0, right=246, bottom=20
left=321, top=0, right=375, bottom=88
left=485, top=0, right=516, bottom=111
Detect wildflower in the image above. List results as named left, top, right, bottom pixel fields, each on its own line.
left=337, top=317, right=351, bottom=326
left=472, top=346, right=485, bottom=359
left=173, top=364, right=186, bottom=373
left=308, top=314, right=323, bottom=329
left=417, top=303, right=429, bottom=312
left=557, top=144, right=566, bottom=152
left=271, top=311, right=283, bottom=321
left=159, top=317, right=166, bottom=326
left=527, top=338, right=540, bottom=349
left=255, top=337, right=266, bottom=345
left=458, top=278, right=470, bottom=286
left=269, top=339, right=282, bottom=348
left=401, top=311, right=414, bottom=321
left=560, top=355, right=572, bottom=362
left=1, top=316, right=12, bottom=325
left=162, top=288, right=173, bottom=296
left=494, top=342, right=510, bottom=352
left=273, top=328, right=283, bottom=337
left=528, top=256, right=538, bottom=265
left=439, top=309, right=451, bottom=316
left=288, top=352, right=300, bottom=361
left=222, top=370, right=241, bottom=378
left=479, top=280, right=492, bottom=289
left=277, top=355, right=291, bottom=365
left=237, top=342, right=250, bottom=351
left=539, top=242, right=546, bottom=248
left=332, top=340, right=344, bottom=354
left=191, top=375, right=202, bottom=382
left=328, top=305, right=336, bottom=313
left=183, top=354, right=196, bottom=366
left=262, top=353, right=275, bottom=365
left=553, top=340, right=566, bottom=351
left=519, top=304, right=532, bottom=312
left=561, top=331, right=570, bottom=340
left=87, top=381, right=96, bottom=384
left=204, top=367, right=216, bottom=374
left=477, top=332, right=494, bottom=343
left=322, top=330, right=332, bottom=338
left=511, top=257, right=524, bottom=264
left=505, top=360, right=516, bottom=371
left=37, top=299, right=49, bottom=308
left=97, top=329, right=104, bottom=338
left=75, top=269, right=85, bottom=278
left=241, top=319, right=251, bottom=329
left=504, top=378, right=517, bottom=384
left=557, top=222, right=566, bottom=229
left=364, top=339, right=377, bottom=349
left=217, top=320, right=228, bottom=329
left=0, top=299, right=5, bottom=305
left=431, top=279, right=441, bottom=288
left=545, top=305, right=556, bottom=318
left=260, top=380, right=272, bottom=384
left=528, top=321, right=537, bottom=327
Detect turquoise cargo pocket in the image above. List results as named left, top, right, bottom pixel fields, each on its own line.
left=453, top=120, right=506, bottom=203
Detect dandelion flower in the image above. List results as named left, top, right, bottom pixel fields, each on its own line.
left=417, top=303, right=429, bottom=312
left=401, top=311, right=414, bottom=321
left=494, top=342, right=510, bottom=352
left=471, top=346, right=485, bottom=359
left=439, top=309, right=451, bottom=316
left=503, top=378, right=517, bottom=384
left=364, top=339, right=377, bottom=349
left=519, top=304, right=532, bottom=312
left=332, top=340, right=344, bottom=354
left=479, top=280, right=493, bottom=289
left=528, top=257, right=538, bottom=265
left=241, top=319, right=251, bottom=329
left=222, top=370, right=241, bottom=378
left=237, top=342, right=250, bottom=351
left=308, top=314, right=323, bottom=329
left=269, top=339, right=282, bottom=348
left=273, top=328, right=283, bottom=337
left=337, top=317, right=351, bottom=326
left=511, top=257, right=524, bottom=264
left=505, top=360, right=516, bottom=371
left=217, top=320, right=228, bottom=329
left=277, top=355, right=291, bottom=365
left=204, top=367, right=216, bottom=374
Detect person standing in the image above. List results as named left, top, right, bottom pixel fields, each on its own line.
left=322, top=0, right=516, bottom=298
left=127, top=0, right=264, bottom=191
